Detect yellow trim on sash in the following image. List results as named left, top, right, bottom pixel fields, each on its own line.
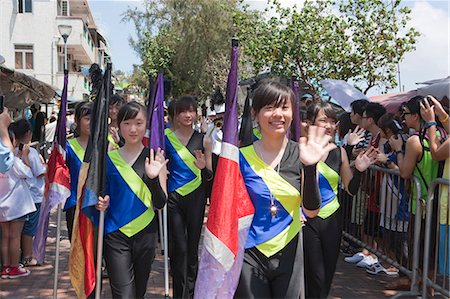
left=108, top=134, right=120, bottom=150
left=241, top=145, right=301, bottom=257
left=253, top=127, right=262, bottom=140
left=69, top=138, right=85, bottom=162
left=317, top=160, right=340, bottom=219
left=108, top=150, right=155, bottom=237
left=165, top=129, right=201, bottom=196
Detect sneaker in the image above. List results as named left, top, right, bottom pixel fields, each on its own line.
left=344, top=252, right=365, bottom=263
left=356, top=255, right=378, bottom=268
left=1, top=266, right=10, bottom=279
left=8, top=265, right=30, bottom=278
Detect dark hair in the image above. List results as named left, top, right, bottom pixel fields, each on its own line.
left=350, top=99, right=369, bottom=116
left=175, top=96, right=197, bottom=115
left=10, top=118, right=32, bottom=140
left=110, top=94, right=125, bottom=107
left=168, top=99, right=177, bottom=119
left=404, top=95, right=423, bottom=116
left=338, top=112, right=356, bottom=140
left=364, top=102, right=386, bottom=124
left=32, top=111, right=46, bottom=142
left=251, top=79, right=295, bottom=114
left=378, top=113, right=403, bottom=135
left=8, top=128, right=14, bottom=143
left=75, top=101, right=92, bottom=124
left=117, top=101, right=147, bottom=125
left=306, top=101, right=337, bottom=123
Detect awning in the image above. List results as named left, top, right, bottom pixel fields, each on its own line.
left=0, top=65, right=56, bottom=109
left=370, top=90, right=418, bottom=114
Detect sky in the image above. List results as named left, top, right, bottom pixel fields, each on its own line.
left=89, top=0, right=449, bottom=96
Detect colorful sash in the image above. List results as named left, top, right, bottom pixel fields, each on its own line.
left=240, top=145, right=301, bottom=257
left=253, top=127, right=262, bottom=141
left=105, top=150, right=155, bottom=237
left=108, top=133, right=119, bottom=150
left=317, top=160, right=340, bottom=219
left=64, top=138, right=85, bottom=210
left=165, top=128, right=201, bottom=196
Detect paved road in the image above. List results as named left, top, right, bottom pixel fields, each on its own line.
left=1, top=210, right=401, bottom=298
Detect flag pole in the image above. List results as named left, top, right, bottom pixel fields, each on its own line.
left=163, top=205, right=169, bottom=298
left=95, top=63, right=112, bottom=299
left=158, top=210, right=164, bottom=254
left=53, top=203, right=63, bottom=299
left=95, top=211, right=105, bottom=299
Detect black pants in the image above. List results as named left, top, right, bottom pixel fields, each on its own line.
left=235, top=233, right=303, bottom=299
left=303, top=210, right=342, bottom=299
left=103, top=222, right=157, bottom=299
left=168, top=188, right=206, bottom=299
left=65, top=206, right=76, bottom=243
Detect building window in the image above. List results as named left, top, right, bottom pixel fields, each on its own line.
left=15, top=45, right=33, bottom=69
left=18, top=0, right=32, bottom=13
left=57, top=0, right=69, bottom=16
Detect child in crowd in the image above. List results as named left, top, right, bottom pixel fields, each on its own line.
left=0, top=128, right=36, bottom=278
left=10, top=119, right=46, bottom=267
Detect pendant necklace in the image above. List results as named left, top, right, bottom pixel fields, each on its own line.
left=259, top=144, right=284, bottom=218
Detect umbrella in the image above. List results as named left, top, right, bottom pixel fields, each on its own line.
left=416, top=76, right=450, bottom=85
left=417, top=81, right=449, bottom=100
left=320, top=79, right=368, bottom=112
left=0, top=65, right=56, bottom=109
left=370, top=90, right=418, bottom=114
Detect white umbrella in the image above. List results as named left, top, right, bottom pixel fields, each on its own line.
left=416, top=76, right=450, bottom=85
left=320, top=79, right=368, bottom=112
left=0, top=55, right=5, bottom=65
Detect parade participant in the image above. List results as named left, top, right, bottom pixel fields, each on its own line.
left=10, top=119, right=46, bottom=267
left=108, top=94, right=126, bottom=151
left=95, top=101, right=168, bottom=298
left=0, top=129, right=35, bottom=278
left=165, top=96, right=213, bottom=298
left=64, top=101, right=92, bottom=241
left=0, top=108, right=14, bottom=173
left=302, top=101, right=377, bottom=298
left=234, top=80, right=335, bottom=299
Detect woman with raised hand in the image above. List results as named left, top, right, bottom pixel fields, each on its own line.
left=165, top=96, right=213, bottom=298
left=235, top=80, right=335, bottom=299
left=302, top=101, right=378, bottom=298
left=95, top=101, right=168, bottom=298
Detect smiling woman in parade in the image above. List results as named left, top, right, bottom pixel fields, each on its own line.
left=95, top=101, right=168, bottom=299
left=165, top=96, right=213, bottom=298
left=235, top=80, right=336, bottom=299
left=302, top=101, right=377, bottom=298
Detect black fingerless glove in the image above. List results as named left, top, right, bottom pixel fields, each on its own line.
left=302, top=164, right=321, bottom=211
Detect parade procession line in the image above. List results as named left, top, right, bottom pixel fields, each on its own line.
left=1, top=207, right=399, bottom=298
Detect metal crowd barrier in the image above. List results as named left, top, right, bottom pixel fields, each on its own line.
left=422, top=178, right=450, bottom=298
left=340, top=165, right=423, bottom=297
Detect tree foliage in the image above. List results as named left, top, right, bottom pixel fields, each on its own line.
left=234, top=0, right=420, bottom=94
left=123, top=0, right=419, bottom=97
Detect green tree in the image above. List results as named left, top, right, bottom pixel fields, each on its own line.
left=123, top=0, right=237, bottom=99
left=234, top=0, right=420, bottom=95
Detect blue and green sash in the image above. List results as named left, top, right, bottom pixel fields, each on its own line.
left=108, top=133, right=120, bottom=150
left=64, top=138, right=85, bottom=210
left=104, top=150, right=155, bottom=237
left=240, top=145, right=301, bottom=257
left=253, top=127, right=262, bottom=141
left=317, top=160, right=340, bottom=219
left=165, top=128, right=201, bottom=196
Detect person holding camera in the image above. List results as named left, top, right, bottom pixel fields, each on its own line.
left=0, top=107, right=14, bottom=173
left=389, top=95, right=447, bottom=289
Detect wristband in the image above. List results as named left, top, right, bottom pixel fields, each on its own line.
left=439, top=114, right=449, bottom=123
left=424, top=121, right=436, bottom=128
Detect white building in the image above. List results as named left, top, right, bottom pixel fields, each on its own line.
left=0, top=0, right=111, bottom=102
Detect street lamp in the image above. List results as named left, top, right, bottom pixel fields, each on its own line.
left=58, top=24, right=72, bottom=70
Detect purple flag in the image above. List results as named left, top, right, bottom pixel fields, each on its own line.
left=290, top=78, right=301, bottom=142
left=144, top=72, right=165, bottom=150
